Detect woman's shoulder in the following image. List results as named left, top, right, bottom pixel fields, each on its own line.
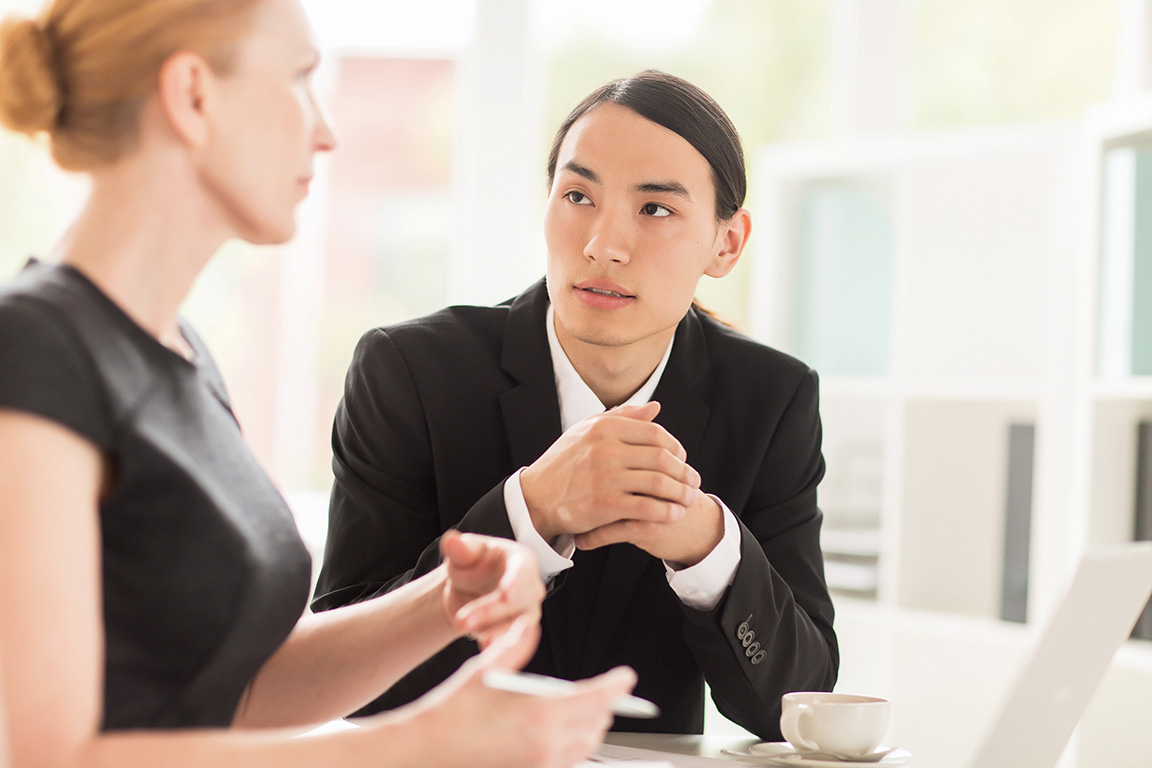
left=0, top=259, right=111, bottom=335
left=0, top=262, right=116, bottom=446
left=0, top=262, right=93, bottom=361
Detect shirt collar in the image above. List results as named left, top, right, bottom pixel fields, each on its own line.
left=546, top=305, right=674, bottom=433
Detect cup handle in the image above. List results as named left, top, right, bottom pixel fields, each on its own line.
left=780, top=702, right=819, bottom=753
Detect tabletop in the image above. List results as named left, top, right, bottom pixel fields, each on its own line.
left=592, top=734, right=915, bottom=767
left=594, top=733, right=773, bottom=766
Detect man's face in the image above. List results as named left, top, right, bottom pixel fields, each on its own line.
left=544, top=102, right=736, bottom=359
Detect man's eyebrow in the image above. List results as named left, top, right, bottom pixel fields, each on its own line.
left=635, top=181, right=692, bottom=200
left=558, top=162, right=692, bottom=201
left=559, top=161, right=600, bottom=184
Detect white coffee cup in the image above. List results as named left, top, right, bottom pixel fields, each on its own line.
left=780, top=692, right=890, bottom=759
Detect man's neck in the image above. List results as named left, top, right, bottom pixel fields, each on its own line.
left=552, top=316, right=675, bottom=408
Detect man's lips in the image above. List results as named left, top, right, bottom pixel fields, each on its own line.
left=575, top=280, right=635, bottom=299
left=581, top=286, right=634, bottom=299
left=573, top=282, right=636, bottom=310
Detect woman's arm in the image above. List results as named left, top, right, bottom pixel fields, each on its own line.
left=0, top=410, right=106, bottom=768
left=77, top=623, right=632, bottom=768
left=0, top=410, right=628, bottom=768
left=234, top=530, right=545, bottom=728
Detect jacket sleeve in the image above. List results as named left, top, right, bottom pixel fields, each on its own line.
left=309, top=327, right=513, bottom=713
left=680, top=368, right=838, bottom=740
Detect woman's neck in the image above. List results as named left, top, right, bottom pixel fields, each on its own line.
left=57, top=150, right=230, bottom=354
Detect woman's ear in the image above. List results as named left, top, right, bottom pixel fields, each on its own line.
left=155, top=51, right=214, bottom=148
left=705, top=207, right=752, bottom=279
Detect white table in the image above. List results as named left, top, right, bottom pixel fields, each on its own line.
left=594, top=733, right=766, bottom=766
left=594, top=734, right=920, bottom=767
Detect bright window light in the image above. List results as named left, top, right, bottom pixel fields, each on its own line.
left=302, top=0, right=475, bottom=51
left=536, top=0, right=715, bottom=49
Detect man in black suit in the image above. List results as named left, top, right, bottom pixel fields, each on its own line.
left=312, top=71, right=837, bottom=740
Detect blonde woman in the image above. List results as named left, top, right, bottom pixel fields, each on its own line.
left=0, top=1, right=634, bottom=767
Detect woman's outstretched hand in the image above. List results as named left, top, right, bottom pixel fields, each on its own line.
left=439, top=530, right=546, bottom=648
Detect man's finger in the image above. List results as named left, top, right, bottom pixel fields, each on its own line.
left=618, top=468, right=700, bottom=507
left=607, top=400, right=661, bottom=422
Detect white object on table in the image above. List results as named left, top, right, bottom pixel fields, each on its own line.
left=482, top=669, right=660, bottom=719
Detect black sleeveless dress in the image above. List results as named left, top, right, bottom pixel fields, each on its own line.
left=0, top=261, right=311, bottom=729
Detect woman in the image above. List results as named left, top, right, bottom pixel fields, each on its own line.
left=313, top=70, right=837, bottom=739
left=0, top=1, right=634, bottom=766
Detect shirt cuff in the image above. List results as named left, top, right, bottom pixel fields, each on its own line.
left=664, top=495, right=741, bottom=611
left=504, top=467, right=575, bottom=579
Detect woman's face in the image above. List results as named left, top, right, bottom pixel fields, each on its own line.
left=543, top=102, right=743, bottom=360
left=197, top=0, right=335, bottom=245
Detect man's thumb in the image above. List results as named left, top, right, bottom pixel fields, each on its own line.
left=609, top=400, right=661, bottom=421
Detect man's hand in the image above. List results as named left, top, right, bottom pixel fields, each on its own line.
left=574, top=489, right=725, bottom=566
left=519, top=401, right=701, bottom=543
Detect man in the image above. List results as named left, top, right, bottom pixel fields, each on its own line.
left=312, top=71, right=837, bottom=740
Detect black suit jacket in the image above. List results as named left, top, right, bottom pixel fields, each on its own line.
left=312, top=280, right=838, bottom=739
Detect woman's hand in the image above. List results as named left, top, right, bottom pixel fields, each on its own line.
left=377, top=617, right=636, bottom=768
left=439, top=530, right=546, bottom=648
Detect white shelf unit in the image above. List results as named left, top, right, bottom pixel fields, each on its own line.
left=1076, top=96, right=1152, bottom=559
left=746, top=103, right=1152, bottom=766
left=751, top=124, right=1079, bottom=619
left=1073, top=96, right=1152, bottom=659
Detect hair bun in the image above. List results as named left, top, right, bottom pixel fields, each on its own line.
left=0, top=15, right=62, bottom=136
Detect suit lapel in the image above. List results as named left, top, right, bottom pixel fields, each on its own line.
left=498, top=371, right=562, bottom=470
left=652, top=308, right=711, bottom=463
left=497, top=280, right=563, bottom=468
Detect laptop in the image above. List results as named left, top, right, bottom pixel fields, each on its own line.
left=967, top=541, right=1152, bottom=768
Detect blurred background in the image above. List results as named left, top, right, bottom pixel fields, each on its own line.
left=2, top=1, right=1150, bottom=765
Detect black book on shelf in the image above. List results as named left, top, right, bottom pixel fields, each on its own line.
left=1001, top=423, right=1035, bottom=624
left=1133, top=421, right=1152, bottom=640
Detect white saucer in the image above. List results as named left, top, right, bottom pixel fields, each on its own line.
left=739, top=742, right=912, bottom=767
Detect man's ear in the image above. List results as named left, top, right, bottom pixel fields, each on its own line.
left=156, top=51, right=214, bottom=148
left=705, top=207, right=752, bottom=279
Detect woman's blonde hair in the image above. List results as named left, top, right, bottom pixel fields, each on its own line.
left=0, top=0, right=263, bottom=170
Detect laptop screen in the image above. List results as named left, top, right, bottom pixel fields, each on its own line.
left=969, top=543, right=1152, bottom=768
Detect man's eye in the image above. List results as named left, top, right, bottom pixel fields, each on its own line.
left=565, top=191, right=592, bottom=205
left=642, top=203, right=671, bottom=217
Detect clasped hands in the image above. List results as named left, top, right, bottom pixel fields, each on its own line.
left=520, top=400, right=724, bottom=567
left=435, top=401, right=722, bottom=651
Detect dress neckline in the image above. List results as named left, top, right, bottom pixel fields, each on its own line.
left=46, top=260, right=203, bottom=368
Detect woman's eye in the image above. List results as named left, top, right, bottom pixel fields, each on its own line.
left=297, top=63, right=318, bottom=82
left=565, top=191, right=592, bottom=205
left=641, top=202, right=672, bottom=217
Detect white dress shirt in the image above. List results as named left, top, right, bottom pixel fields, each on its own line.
left=502, top=306, right=741, bottom=611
